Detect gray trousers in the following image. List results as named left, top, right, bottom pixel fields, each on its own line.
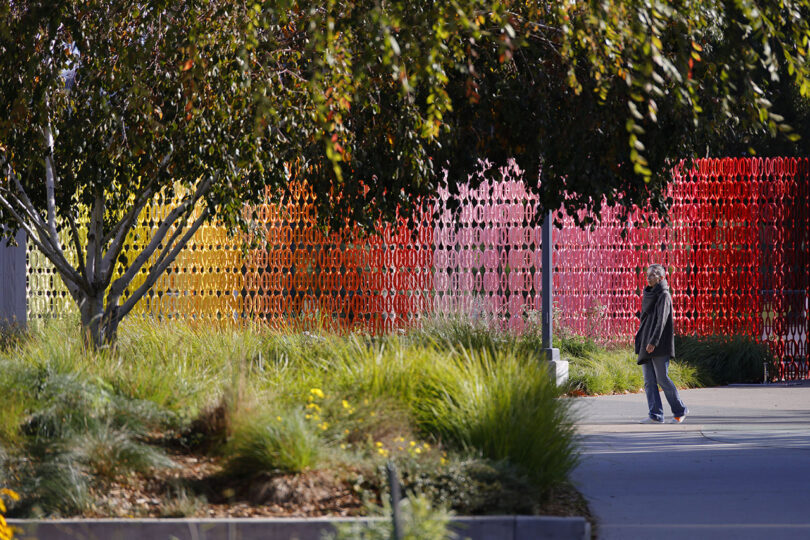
left=641, top=355, right=688, bottom=421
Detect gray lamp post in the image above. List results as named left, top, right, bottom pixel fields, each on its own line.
left=541, top=211, right=567, bottom=385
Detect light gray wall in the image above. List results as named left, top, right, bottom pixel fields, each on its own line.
left=0, top=229, right=27, bottom=328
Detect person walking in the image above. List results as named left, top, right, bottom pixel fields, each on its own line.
left=635, top=264, right=688, bottom=424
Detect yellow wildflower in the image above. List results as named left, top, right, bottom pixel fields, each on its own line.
left=409, top=441, right=416, bottom=447
left=375, top=441, right=383, bottom=448
left=0, top=490, right=19, bottom=502
left=440, top=457, right=448, bottom=466
left=344, top=429, right=350, bottom=435
left=340, top=444, right=347, bottom=450
left=370, top=411, right=376, bottom=417
left=342, top=399, right=350, bottom=409
left=276, top=416, right=282, bottom=421
left=0, top=489, right=20, bottom=540
left=414, top=448, right=422, bottom=455
left=310, top=388, right=325, bottom=399
left=377, top=448, right=389, bottom=457
left=423, top=443, right=431, bottom=450
left=305, top=414, right=312, bottom=420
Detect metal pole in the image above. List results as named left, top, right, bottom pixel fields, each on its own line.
left=386, top=461, right=403, bottom=540
left=541, top=211, right=566, bottom=384
left=542, top=211, right=553, bottom=350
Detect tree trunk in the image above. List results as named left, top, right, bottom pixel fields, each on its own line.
left=78, top=291, right=119, bottom=348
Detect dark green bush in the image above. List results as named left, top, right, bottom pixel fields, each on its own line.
left=674, top=334, right=775, bottom=385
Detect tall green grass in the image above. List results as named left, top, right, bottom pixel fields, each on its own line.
left=1, top=313, right=582, bottom=515
left=568, top=348, right=699, bottom=395
left=407, top=312, right=599, bottom=361
left=412, top=350, right=578, bottom=488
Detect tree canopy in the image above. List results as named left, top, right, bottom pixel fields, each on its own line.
left=2, top=0, right=810, bottom=344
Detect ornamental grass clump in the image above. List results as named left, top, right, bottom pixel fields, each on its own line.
left=568, top=348, right=699, bottom=395
left=23, top=373, right=171, bottom=440
left=409, top=312, right=507, bottom=355
left=0, top=360, right=38, bottom=447
left=1, top=316, right=585, bottom=517
left=62, top=421, right=175, bottom=480
left=0, top=336, right=177, bottom=517
left=21, top=456, right=92, bottom=517
left=412, top=348, right=578, bottom=493
left=224, top=408, right=323, bottom=476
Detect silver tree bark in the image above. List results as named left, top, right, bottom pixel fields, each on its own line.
left=0, top=144, right=216, bottom=347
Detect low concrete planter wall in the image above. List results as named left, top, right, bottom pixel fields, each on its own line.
left=9, top=516, right=590, bottom=540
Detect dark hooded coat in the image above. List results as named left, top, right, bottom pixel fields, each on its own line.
left=635, top=279, right=675, bottom=363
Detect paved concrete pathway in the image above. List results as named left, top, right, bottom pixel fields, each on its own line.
left=570, top=384, right=810, bottom=540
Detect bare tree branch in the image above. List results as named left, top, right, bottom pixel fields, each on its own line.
left=65, top=209, right=88, bottom=280
left=42, top=125, right=62, bottom=248
left=99, top=176, right=164, bottom=287
left=115, top=206, right=210, bottom=321
left=92, top=191, right=104, bottom=285
left=0, top=191, right=86, bottom=293
left=8, top=166, right=59, bottom=251
left=146, top=203, right=203, bottom=274
left=1, top=165, right=90, bottom=294
left=102, top=148, right=174, bottom=247
left=107, top=176, right=213, bottom=299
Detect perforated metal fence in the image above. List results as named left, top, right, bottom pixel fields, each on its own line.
left=26, top=157, right=810, bottom=379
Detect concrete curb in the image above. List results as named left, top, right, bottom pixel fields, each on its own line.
left=8, top=516, right=591, bottom=540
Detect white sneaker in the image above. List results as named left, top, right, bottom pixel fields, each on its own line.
left=669, top=416, right=686, bottom=424
left=639, top=417, right=664, bottom=424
